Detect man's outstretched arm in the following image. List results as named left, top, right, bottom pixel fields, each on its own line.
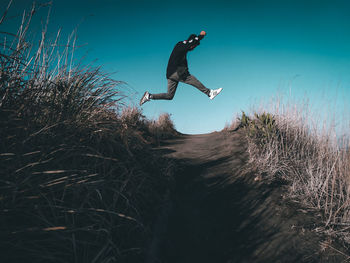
left=199, top=30, right=206, bottom=39
left=183, top=31, right=206, bottom=49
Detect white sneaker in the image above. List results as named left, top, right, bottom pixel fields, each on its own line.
left=209, top=87, right=223, bottom=100
left=140, top=91, right=150, bottom=106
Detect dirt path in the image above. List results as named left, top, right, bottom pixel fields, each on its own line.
left=148, top=130, right=345, bottom=263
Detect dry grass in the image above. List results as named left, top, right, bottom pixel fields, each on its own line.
left=0, top=2, right=177, bottom=262
left=237, top=95, right=350, bottom=247
left=148, top=113, right=178, bottom=142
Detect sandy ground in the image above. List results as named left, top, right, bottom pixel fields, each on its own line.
left=147, top=129, right=347, bottom=263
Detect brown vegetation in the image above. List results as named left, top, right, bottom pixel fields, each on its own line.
left=0, top=2, right=177, bottom=262
left=237, top=99, right=350, bottom=251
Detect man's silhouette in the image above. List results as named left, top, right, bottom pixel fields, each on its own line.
left=140, top=31, right=222, bottom=106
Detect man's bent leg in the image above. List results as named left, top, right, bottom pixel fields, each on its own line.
left=182, top=74, right=210, bottom=96
left=151, top=78, right=178, bottom=100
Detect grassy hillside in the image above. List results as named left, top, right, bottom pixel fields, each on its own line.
left=233, top=100, right=350, bottom=252
left=2, top=2, right=349, bottom=262
left=0, top=3, right=177, bottom=262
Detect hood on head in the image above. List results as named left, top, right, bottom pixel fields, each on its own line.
left=187, top=34, right=199, bottom=50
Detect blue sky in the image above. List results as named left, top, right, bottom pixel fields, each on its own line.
left=2, top=0, right=350, bottom=134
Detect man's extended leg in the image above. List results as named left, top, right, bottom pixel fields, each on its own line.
left=182, top=74, right=210, bottom=96
left=140, top=73, right=179, bottom=105
left=150, top=78, right=178, bottom=100
left=182, top=74, right=223, bottom=100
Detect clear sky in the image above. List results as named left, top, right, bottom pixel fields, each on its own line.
left=2, top=0, right=350, bottom=134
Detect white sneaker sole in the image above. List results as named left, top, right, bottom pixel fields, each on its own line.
left=210, top=87, right=223, bottom=100
left=140, top=91, right=150, bottom=106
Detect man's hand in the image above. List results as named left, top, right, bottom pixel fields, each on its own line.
left=200, top=31, right=206, bottom=36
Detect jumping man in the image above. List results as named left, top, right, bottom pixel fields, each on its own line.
left=139, top=31, right=223, bottom=106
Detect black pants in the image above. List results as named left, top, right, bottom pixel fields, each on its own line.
left=151, top=72, right=210, bottom=100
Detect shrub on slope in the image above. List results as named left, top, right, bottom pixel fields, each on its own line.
left=237, top=105, right=350, bottom=249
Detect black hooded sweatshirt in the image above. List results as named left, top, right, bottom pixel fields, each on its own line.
left=166, top=34, right=204, bottom=79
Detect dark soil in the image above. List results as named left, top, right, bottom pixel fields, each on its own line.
left=147, top=129, right=347, bottom=263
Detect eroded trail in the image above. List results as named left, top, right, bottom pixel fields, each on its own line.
left=148, top=130, right=344, bottom=263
